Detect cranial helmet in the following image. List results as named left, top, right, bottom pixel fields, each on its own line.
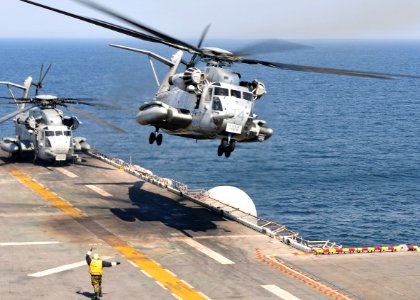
left=93, top=253, right=100, bottom=260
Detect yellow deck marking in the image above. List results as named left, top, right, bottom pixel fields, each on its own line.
left=6, top=167, right=84, bottom=219
left=6, top=166, right=206, bottom=300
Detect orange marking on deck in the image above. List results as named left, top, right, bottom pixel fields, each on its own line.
left=255, top=248, right=356, bottom=300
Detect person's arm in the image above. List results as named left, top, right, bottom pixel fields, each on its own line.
left=86, top=248, right=92, bottom=265
left=102, top=260, right=121, bottom=268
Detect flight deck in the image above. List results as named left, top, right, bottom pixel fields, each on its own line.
left=0, top=149, right=419, bottom=300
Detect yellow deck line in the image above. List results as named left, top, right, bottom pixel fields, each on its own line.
left=6, top=166, right=206, bottom=300
left=6, top=167, right=84, bottom=219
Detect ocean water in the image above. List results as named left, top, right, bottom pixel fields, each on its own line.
left=0, top=39, right=419, bottom=247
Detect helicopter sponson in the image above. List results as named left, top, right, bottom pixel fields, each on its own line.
left=136, top=101, right=192, bottom=129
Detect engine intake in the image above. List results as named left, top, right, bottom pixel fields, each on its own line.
left=169, top=67, right=204, bottom=92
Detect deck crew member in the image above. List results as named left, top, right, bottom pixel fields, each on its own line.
left=86, top=248, right=120, bottom=299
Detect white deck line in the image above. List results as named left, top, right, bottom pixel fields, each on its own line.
left=261, top=285, right=301, bottom=300
left=28, top=256, right=112, bottom=277
left=85, top=184, right=112, bottom=197
left=0, top=241, right=60, bottom=246
left=182, top=238, right=235, bottom=265
left=55, top=167, right=78, bottom=178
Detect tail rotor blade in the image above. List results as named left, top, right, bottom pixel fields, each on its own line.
left=35, top=64, right=44, bottom=95
left=40, top=64, right=52, bottom=85
left=188, top=24, right=211, bottom=68
left=197, top=24, right=211, bottom=49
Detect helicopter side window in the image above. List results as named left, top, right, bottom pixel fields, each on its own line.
left=45, top=131, right=54, bottom=136
left=214, top=87, right=229, bottom=97
left=243, top=92, right=254, bottom=101
left=55, top=131, right=63, bottom=136
left=230, top=89, right=241, bottom=99
left=212, top=98, right=223, bottom=111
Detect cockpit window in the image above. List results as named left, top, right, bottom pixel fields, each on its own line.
left=212, top=98, right=223, bottom=111
left=45, top=131, right=54, bottom=136
left=214, top=87, right=229, bottom=96
left=243, top=92, right=254, bottom=101
left=230, top=90, right=241, bottom=99
left=64, top=131, right=71, bottom=136
left=55, top=131, right=63, bottom=136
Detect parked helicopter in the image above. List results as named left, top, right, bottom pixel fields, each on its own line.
left=21, top=0, right=420, bottom=157
left=0, top=67, right=128, bottom=163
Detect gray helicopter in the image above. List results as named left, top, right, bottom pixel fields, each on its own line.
left=21, top=0, right=420, bottom=158
left=0, top=68, right=127, bottom=163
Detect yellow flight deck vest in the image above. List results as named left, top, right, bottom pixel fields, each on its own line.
left=90, top=259, right=103, bottom=275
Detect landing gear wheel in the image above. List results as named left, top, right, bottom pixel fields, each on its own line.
left=222, top=138, right=229, bottom=148
left=217, top=145, right=224, bottom=156
left=156, top=134, right=163, bottom=146
left=217, top=138, right=236, bottom=158
left=149, top=132, right=156, bottom=144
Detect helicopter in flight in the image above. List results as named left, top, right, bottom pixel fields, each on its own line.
left=0, top=66, right=128, bottom=163
left=20, top=0, right=420, bottom=158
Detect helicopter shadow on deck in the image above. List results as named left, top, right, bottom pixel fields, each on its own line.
left=110, top=181, right=228, bottom=237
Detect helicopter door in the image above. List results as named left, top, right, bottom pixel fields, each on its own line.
left=38, top=130, right=44, bottom=147
left=204, top=88, right=213, bottom=106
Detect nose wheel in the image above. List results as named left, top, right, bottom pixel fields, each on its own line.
left=217, top=138, right=236, bottom=158
left=149, top=129, right=163, bottom=146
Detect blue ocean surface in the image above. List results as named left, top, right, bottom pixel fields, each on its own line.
left=0, top=39, right=419, bottom=247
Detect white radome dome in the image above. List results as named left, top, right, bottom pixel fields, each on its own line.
left=208, top=186, right=257, bottom=217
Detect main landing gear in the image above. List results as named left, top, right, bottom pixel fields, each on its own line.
left=149, top=129, right=163, bottom=146
left=217, top=137, right=236, bottom=158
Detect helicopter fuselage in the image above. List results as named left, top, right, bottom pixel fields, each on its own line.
left=135, top=56, right=273, bottom=146
left=14, top=107, right=74, bottom=161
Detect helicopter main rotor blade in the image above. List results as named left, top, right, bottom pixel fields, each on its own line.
left=74, top=0, right=201, bottom=53
left=240, top=58, right=420, bottom=79
left=0, top=101, right=29, bottom=104
left=232, top=39, right=312, bottom=57
left=66, top=106, right=127, bottom=134
left=19, top=0, right=191, bottom=52
left=69, top=101, right=138, bottom=111
left=0, top=106, right=34, bottom=125
left=20, top=0, right=200, bottom=53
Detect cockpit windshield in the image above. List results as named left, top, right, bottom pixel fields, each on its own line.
left=230, top=90, right=241, bottom=99
left=213, top=86, right=254, bottom=101
left=214, top=87, right=229, bottom=96
left=44, top=130, right=71, bottom=137
left=243, top=92, right=254, bottom=101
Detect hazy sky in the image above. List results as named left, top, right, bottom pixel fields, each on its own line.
left=2, top=0, right=420, bottom=39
